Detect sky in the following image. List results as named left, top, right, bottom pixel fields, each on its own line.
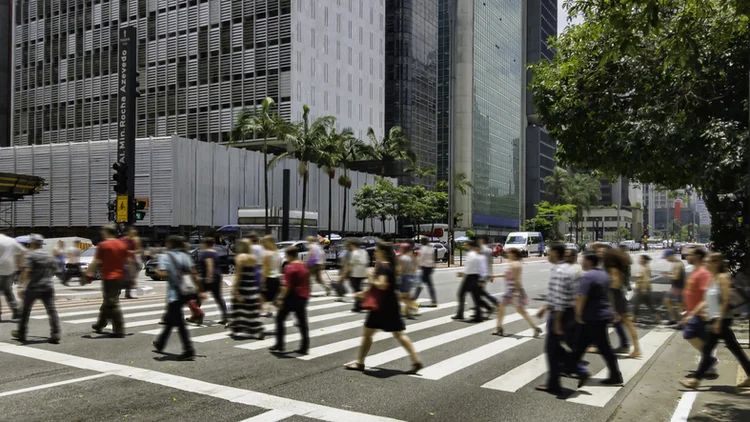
left=557, top=1, right=584, bottom=34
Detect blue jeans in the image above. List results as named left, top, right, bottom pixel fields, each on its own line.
left=413, top=267, right=436, bottom=303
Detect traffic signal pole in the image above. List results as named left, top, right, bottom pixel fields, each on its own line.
left=116, top=27, right=138, bottom=225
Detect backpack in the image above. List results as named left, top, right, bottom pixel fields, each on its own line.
left=167, top=252, right=197, bottom=297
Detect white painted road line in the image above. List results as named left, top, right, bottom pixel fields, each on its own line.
left=359, top=311, right=536, bottom=369
left=0, top=373, right=110, bottom=397
left=238, top=300, right=451, bottom=351
left=567, top=330, right=674, bottom=407
left=483, top=354, right=547, bottom=392
left=670, top=391, right=698, bottom=422
left=65, top=304, right=220, bottom=324
left=481, top=328, right=615, bottom=392
left=0, top=342, right=404, bottom=422
left=240, top=409, right=295, bottom=422
left=417, top=323, right=547, bottom=381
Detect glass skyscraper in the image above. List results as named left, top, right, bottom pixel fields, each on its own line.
left=438, top=0, right=523, bottom=238
left=385, top=0, right=438, bottom=187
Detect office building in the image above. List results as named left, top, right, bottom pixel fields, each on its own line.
left=437, top=0, right=524, bottom=239
left=384, top=0, right=438, bottom=187
left=524, top=0, right=556, bottom=219
left=0, top=0, right=11, bottom=147
left=12, top=0, right=384, bottom=146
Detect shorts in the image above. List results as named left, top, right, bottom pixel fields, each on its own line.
left=399, top=275, right=415, bottom=294
left=683, top=315, right=706, bottom=340
left=669, top=288, right=683, bottom=303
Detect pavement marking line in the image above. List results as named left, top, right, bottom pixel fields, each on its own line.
left=414, top=322, right=547, bottom=381
left=239, top=409, right=295, bottom=422
left=357, top=311, right=537, bottom=369
left=237, top=299, right=450, bottom=351
left=481, top=327, right=615, bottom=392
left=0, top=342, right=404, bottom=422
left=64, top=304, right=220, bottom=324
left=567, top=329, right=674, bottom=407
left=0, top=373, right=110, bottom=398
left=669, top=391, right=698, bottom=422
left=32, top=299, right=209, bottom=319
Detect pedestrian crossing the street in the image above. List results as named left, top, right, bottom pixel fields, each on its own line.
left=29, top=292, right=675, bottom=409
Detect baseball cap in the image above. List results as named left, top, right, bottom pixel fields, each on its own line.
left=662, top=250, right=676, bottom=259
left=30, top=234, right=44, bottom=243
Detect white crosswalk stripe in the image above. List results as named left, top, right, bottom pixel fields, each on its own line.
left=46, top=291, right=673, bottom=409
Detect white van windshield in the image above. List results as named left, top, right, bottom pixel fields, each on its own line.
left=506, top=236, right=527, bottom=245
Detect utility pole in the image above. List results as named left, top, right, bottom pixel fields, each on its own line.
left=616, top=177, right=622, bottom=243
left=446, top=0, right=457, bottom=267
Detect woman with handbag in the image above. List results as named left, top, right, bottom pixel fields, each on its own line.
left=153, top=235, right=196, bottom=361
left=228, top=240, right=265, bottom=340
left=344, top=243, right=423, bottom=373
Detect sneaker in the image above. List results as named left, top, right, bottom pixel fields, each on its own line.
left=48, top=336, right=61, bottom=344
left=178, top=351, right=196, bottom=361
left=91, top=324, right=104, bottom=334
left=11, top=330, right=25, bottom=342
left=601, top=376, right=624, bottom=385
left=152, top=341, right=164, bottom=353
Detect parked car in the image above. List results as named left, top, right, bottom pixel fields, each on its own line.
left=619, top=240, right=641, bottom=251
left=276, top=241, right=309, bottom=268
left=190, top=245, right=236, bottom=275
left=79, top=247, right=100, bottom=280
left=414, top=242, right=449, bottom=262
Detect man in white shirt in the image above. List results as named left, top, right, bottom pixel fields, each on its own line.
left=344, top=239, right=369, bottom=312
left=453, top=239, right=487, bottom=322
left=0, top=233, right=26, bottom=320
left=477, top=236, right=499, bottom=312
left=413, top=238, right=438, bottom=307
left=306, top=236, right=330, bottom=296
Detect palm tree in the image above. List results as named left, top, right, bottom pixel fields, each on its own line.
left=231, top=97, right=292, bottom=233
left=544, top=167, right=571, bottom=204
left=269, top=105, right=333, bottom=239
left=365, top=126, right=416, bottom=176
left=317, top=123, right=352, bottom=241
left=435, top=172, right=473, bottom=195
left=566, top=173, right=601, bottom=243
left=338, top=135, right=367, bottom=233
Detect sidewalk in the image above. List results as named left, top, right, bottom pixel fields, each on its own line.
left=610, top=321, right=750, bottom=422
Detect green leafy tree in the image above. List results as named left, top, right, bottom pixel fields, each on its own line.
left=521, top=217, right=554, bottom=242
left=338, top=135, right=368, bottom=233
left=617, top=227, right=632, bottom=242
left=530, top=1, right=749, bottom=272
left=231, top=97, right=292, bottom=233
left=544, top=167, right=571, bottom=205
left=534, top=201, right=577, bottom=241
left=565, top=174, right=601, bottom=243
left=317, top=123, right=352, bottom=240
left=365, top=126, right=416, bottom=177
left=353, top=184, right=380, bottom=233
left=353, top=177, right=398, bottom=234
left=269, top=105, right=333, bottom=238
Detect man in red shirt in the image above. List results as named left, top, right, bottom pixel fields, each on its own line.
left=680, top=247, right=717, bottom=371
left=86, top=224, right=135, bottom=337
left=271, top=247, right=310, bottom=355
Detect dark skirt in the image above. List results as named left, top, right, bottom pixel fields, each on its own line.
left=365, top=290, right=406, bottom=332
left=262, top=277, right=280, bottom=302
left=612, top=288, right=629, bottom=315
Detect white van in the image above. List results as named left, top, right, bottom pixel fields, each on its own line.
left=504, top=232, right=545, bottom=257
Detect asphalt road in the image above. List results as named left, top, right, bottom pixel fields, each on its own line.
left=1, top=252, right=686, bottom=422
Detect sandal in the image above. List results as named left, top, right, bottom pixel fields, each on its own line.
left=408, top=362, right=424, bottom=374
left=491, top=328, right=504, bottom=336
left=627, top=351, right=642, bottom=359
left=679, top=379, right=700, bottom=389
left=533, top=327, right=542, bottom=338
left=344, top=362, right=365, bottom=371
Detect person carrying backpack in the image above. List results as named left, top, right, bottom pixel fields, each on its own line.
left=153, top=235, right=197, bottom=360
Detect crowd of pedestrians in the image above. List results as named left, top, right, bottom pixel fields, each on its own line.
left=2, top=227, right=749, bottom=390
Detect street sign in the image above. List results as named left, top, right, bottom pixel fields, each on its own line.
left=116, top=195, right=128, bottom=222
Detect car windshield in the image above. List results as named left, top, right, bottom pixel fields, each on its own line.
left=506, top=236, right=526, bottom=245
left=81, top=247, right=96, bottom=257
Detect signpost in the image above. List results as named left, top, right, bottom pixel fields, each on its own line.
left=116, top=26, right=138, bottom=224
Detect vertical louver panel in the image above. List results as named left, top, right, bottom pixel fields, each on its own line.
left=31, top=146, right=51, bottom=226
left=212, top=145, right=230, bottom=225
left=51, top=144, right=71, bottom=226
left=220, top=0, right=231, bottom=21
left=209, top=26, right=220, bottom=52
left=232, top=22, right=243, bottom=48
left=14, top=147, right=34, bottom=227
left=89, top=140, right=113, bottom=226
left=177, top=8, right=187, bottom=32
left=129, top=1, right=138, bottom=19
left=157, top=38, right=167, bottom=62
left=150, top=138, right=174, bottom=226
left=255, top=18, right=267, bottom=43
left=199, top=3, right=209, bottom=27
left=220, top=107, right=232, bottom=131
left=194, top=141, right=213, bottom=225
left=209, top=0, right=221, bottom=26
left=188, top=4, right=198, bottom=29
left=93, top=3, right=102, bottom=25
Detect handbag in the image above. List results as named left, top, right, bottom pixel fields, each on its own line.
left=167, top=252, right=197, bottom=297
left=361, top=288, right=383, bottom=311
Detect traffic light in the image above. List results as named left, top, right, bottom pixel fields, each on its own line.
left=134, top=70, right=142, bottom=97
left=133, top=199, right=147, bottom=221
left=112, top=162, right=128, bottom=194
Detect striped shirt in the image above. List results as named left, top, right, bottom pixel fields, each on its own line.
left=547, top=262, right=576, bottom=312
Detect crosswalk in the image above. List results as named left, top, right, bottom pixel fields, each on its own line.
left=30, top=291, right=675, bottom=409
